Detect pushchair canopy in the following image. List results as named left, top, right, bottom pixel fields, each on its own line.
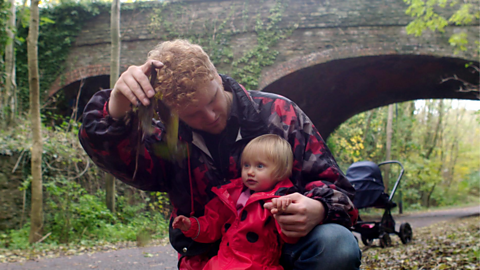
left=346, top=161, right=386, bottom=209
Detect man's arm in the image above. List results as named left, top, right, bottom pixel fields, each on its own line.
left=264, top=97, right=357, bottom=237
left=79, top=88, right=169, bottom=191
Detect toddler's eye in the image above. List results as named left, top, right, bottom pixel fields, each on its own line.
left=243, top=164, right=250, bottom=168
left=257, top=164, right=264, bottom=169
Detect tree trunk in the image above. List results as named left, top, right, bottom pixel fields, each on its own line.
left=28, top=0, right=43, bottom=244
left=425, top=101, right=444, bottom=160
left=426, top=183, right=437, bottom=208
left=4, top=0, right=16, bottom=122
left=445, top=107, right=465, bottom=188
left=105, top=174, right=116, bottom=213
left=384, top=104, right=394, bottom=192
left=106, top=0, right=121, bottom=213
left=362, top=109, right=374, bottom=157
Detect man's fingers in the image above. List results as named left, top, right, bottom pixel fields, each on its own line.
left=126, top=61, right=165, bottom=105
left=282, top=199, right=291, bottom=210
left=141, top=60, right=164, bottom=96
left=120, top=67, right=151, bottom=106
left=281, top=192, right=303, bottom=201
left=132, top=67, right=155, bottom=103
left=279, top=228, right=307, bottom=238
left=141, top=59, right=164, bottom=73
left=274, top=212, right=307, bottom=226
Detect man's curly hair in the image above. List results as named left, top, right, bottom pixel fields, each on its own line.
left=147, top=39, right=217, bottom=109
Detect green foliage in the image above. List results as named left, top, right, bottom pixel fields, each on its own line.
left=0, top=0, right=11, bottom=54
left=459, top=171, right=480, bottom=196
left=148, top=191, right=172, bottom=219
left=0, top=0, right=11, bottom=92
left=329, top=100, right=480, bottom=210
left=328, top=106, right=392, bottom=171
left=44, top=177, right=114, bottom=243
left=0, top=114, right=169, bottom=248
left=14, top=1, right=110, bottom=113
left=403, top=0, right=480, bottom=54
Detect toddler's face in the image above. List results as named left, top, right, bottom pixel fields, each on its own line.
left=241, top=156, right=278, bottom=192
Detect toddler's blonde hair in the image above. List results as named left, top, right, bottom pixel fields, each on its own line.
left=241, top=134, right=293, bottom=181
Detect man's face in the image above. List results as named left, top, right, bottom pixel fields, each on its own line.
left=241, top=156, right=279, bottom=192
left=176, top=75, right=231, bottom=134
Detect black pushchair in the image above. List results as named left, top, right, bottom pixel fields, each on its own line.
left=346, top=160, right=412, bottom=247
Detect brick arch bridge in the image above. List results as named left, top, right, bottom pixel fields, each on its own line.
left=51, top=0, right=479, bottom=138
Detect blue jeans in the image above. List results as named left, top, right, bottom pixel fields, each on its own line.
left=280, top=223, right=362, bottom=270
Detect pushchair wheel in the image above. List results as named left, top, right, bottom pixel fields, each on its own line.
left=361, top=235, right=374, bottom=246
left=399, top=223, right=413, bottom=244
left=379, top=233, right=391, bottom=248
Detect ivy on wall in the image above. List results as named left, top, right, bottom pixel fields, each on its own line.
left=0, top=0, right=12, bottom=87
left=149, top=0, right=295, bottom=90
left=149, top=1, right=236, bottom=69
left=232, top=0, right=293, bottom=89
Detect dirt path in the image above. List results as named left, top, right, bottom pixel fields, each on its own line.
left=2, top=205, right=479, bottom=270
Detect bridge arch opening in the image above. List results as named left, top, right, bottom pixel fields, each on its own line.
left=261, top=54, right=479, bottom=139
left=49, top=75, right=110, bottom=121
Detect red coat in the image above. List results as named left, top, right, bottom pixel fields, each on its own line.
left=181, top=177, right=298, bottom=270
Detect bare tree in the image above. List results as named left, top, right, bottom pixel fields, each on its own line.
left=4, top=0, right=16, bottom=122
left=383, top=104, right=394, bottom=192
left=27, top=0, right=43, bottom=244
left=105, top=0, right=121, bottom=213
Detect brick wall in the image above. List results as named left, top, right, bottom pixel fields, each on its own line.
left=49, top=0, right=479, bottom=94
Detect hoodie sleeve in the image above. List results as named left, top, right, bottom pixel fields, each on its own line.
left=78, top=89, right=170, bottom=191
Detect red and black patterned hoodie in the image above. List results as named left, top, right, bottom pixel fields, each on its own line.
left=78, top=74, right=358, bottom=262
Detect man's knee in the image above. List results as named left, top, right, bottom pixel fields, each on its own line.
left=282, top=223, right=361, bottom=270
left=313, top=223, right=361, bottom=261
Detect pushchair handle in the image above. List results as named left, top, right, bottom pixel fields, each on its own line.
left=377, top=160, right=404, bottom=203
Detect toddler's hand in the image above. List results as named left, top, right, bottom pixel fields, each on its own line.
left=172, top=215, right=191, bottom=231
left=270, top=197, right=292, bottom=215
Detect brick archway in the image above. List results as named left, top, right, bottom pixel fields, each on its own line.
left=48, top=64, right=129, bottom=97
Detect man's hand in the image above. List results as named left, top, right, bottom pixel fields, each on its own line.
left=264, top=193, right=325, bottom=238
left=108, top=60, right=164, bottom=118
left=172, top=215, right=191, bottom=232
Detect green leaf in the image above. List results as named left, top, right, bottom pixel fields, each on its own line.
left=40, top=16, right=56, bottom=26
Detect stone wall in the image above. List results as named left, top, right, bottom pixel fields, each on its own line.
left=0, top=153, right=26, bottom=231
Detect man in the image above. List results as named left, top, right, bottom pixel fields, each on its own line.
left=79, top=39, right=361, bottom=269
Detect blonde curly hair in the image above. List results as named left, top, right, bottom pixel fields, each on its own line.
left=147, top=39, right=218, bottom=109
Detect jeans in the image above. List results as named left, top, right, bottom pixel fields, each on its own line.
left=280, top=223, right=362, bottom=270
